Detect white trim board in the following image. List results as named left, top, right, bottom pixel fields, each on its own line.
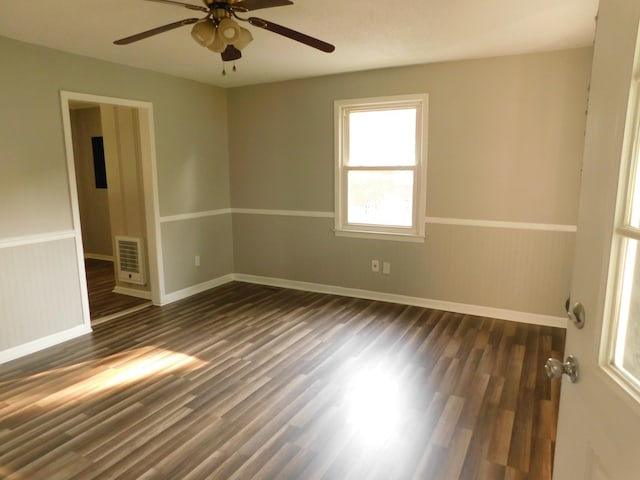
left=112, top=286, right=153, bottom=300
left=0, top=230, right=76, bottom=250
left=233, top=208, right=334, bottom=218
left=157, top=207, right=577, bottom=233
left=1, top=271, right=566, bottom=364
left=0, top=324, right=92, bottom=365
left=159, top=208, right=232, bottom=223
left=91, top=302, right=152, bottom=327
left=84, top=253, right=114, bottom=262
left=233, top=274, right=568, bottom=329
left=425, top=216, right=577, bottom=232
left=158, top=208, right=332, bottom=223
left=60, top=90, right=165, bottom=307
left=160, top=274, right=235, bottom=305
left=162, top=271, right=567, bottom=327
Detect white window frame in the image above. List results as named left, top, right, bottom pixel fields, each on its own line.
left=601, top=72, right=640, bottom=404
left=334, top=94, right=428, bottom=242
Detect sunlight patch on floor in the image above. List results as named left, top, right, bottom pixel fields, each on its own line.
left=345, top=364, right=403, bottom=448
left=32, top=347, right=207, bottom=408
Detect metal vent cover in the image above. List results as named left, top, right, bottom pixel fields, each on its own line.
left=115, top=236, right=146, bottom=285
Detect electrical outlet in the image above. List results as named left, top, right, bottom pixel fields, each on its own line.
left=195, top=255, right=201, bottom=267
left=383, top=262, right=391, bottom=275
left=371, top=259, right=380, bottom=272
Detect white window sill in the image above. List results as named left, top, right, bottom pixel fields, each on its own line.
left=334, top=229, right=425, bottom=243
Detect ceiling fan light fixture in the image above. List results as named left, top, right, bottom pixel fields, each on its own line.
left=114, top=0, right=336, bottom=71
left=190, top=20, right=216, bottom=47
left=218, top=17, right=242, bottom=44
left=208, top=28, right=227, bottom=53
left=234, top=27, right=253, bottom=50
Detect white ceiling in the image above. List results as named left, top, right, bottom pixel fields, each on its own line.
left=0, top=0, right=599, bottom=88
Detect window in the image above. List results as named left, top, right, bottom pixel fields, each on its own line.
left=334, top=94, right=428, bottom=241
left=605, top=76, right=640, bottom=399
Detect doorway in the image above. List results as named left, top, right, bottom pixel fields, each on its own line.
left=60, top=92, right=164, bottom=326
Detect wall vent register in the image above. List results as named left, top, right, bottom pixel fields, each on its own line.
left=115, top=236, right=146, bottom=285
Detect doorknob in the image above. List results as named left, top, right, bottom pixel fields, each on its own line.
left=545, top=355, right=579, bottom=383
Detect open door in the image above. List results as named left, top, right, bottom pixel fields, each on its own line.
left=553, top=0, right=640, bottom=478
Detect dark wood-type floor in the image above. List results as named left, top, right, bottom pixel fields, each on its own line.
left=0, top=282, right=565, bottom=479
left=85, top=258, right=150, bottom=320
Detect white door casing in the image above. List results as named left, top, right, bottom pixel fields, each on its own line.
left=60, top=91, right=166, bottom=307
left=553, top=0, right=640, bottom=479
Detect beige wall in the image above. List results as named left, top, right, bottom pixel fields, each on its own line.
left=70, top=107, right=113, bottom=257
left=101, top=106, right=147, bottom=242
left=100, top=105, right=149, bottom=290
left=228, top=48, right=592, bottom=317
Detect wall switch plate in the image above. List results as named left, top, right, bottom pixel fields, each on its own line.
left=195, top=255, right=201, bottom=267
left=371, top=259, right=380, bottom=272
left=383, top=262, right=391, bottom=275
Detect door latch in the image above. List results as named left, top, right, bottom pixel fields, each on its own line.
left=567, top=301, right=586, bottom=329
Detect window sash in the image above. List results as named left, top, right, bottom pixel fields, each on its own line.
left=600, top=76, right=640, bottom=402
left=342, top=166, right=418, bottom=230
left=334, top=94, right=428, bottom=240
left=344, top=106, right=419, bottom=168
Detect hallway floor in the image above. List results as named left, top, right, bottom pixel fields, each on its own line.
left=85, top=258, right=150, bottom=321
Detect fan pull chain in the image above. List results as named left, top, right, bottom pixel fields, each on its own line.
left=221, top=62, right=237, bottom=76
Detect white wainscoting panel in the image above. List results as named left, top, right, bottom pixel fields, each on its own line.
left=0, top=237, right=87, bottom=353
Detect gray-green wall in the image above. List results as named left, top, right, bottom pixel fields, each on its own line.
left=228, top=48, right=591, bottom=319
left=0, top=36, right=232, bottom=358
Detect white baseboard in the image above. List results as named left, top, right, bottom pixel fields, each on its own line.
left=160, top=274, right=235, bottom=305
left=0, top=272, right=566, bottom=365
left=233, top=274, right=568, bottom=329
left=84, top=253, right=114, bottom=262
left=112, top=286, right=153, bottom=300
left=91, top=302, right=152, bottom=327
left=0, top=324, right=92, bottom=365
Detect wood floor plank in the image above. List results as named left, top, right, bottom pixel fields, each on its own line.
left=0, top=282, right=565, bottom=479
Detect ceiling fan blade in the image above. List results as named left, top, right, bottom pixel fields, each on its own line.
left=114, top=18, right=200, bottom=45
left=248, top=17, right=335, bottom=52
left=231, top=0, right=293, bottom=11
left=221, top=45, right=242, bottom=61
left=144, top=0, right=208, bottom=12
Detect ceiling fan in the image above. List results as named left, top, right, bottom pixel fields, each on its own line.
left=114, top=0, right=335, bottom=73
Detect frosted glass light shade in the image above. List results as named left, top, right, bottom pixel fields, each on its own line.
left=208, top=29, right=226, bottom=53
left=191, top=21, right=216, bottom=46
left=218, top=18, right=241, bottom=44
left=234, top=27, right=253, bottom=50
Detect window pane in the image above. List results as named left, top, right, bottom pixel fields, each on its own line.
left=629, top=142, right=640, bottom=227
left=614, top=238, right=640, bottom=385
left=347, top=170, right=414, bottom=227
left=348, top=108, right=416, bottom=167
